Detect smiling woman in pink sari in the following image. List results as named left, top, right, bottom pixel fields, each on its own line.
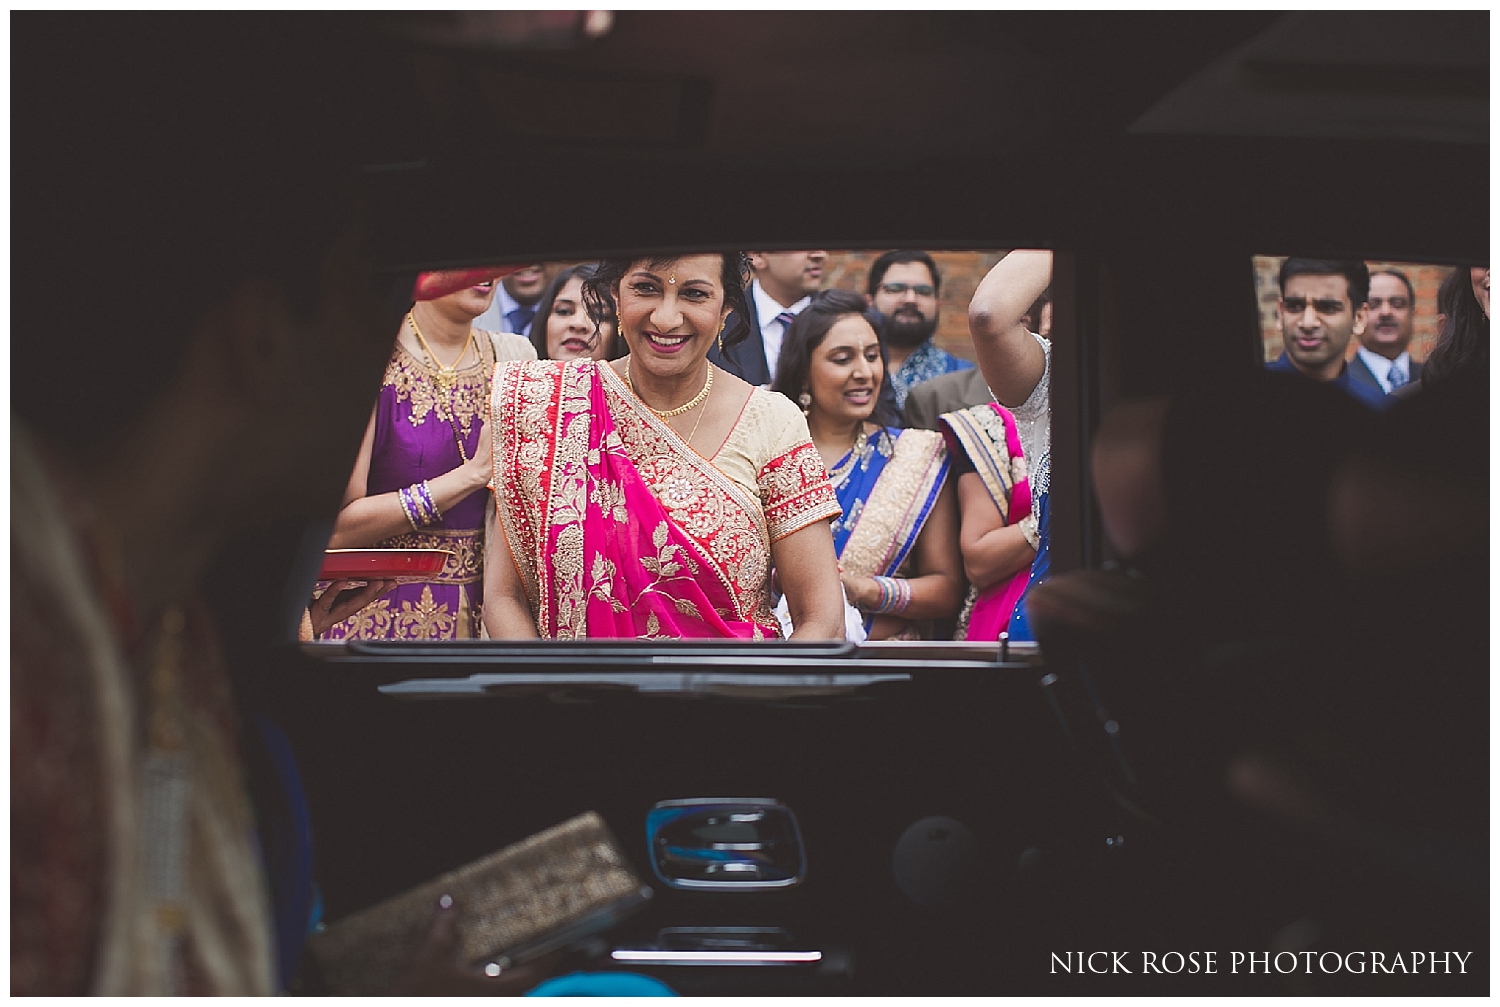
left=484, top=253, right=848, bottom=640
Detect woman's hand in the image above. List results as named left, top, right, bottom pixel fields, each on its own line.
left=308, top=579, right=396, bottom=637
left=840, top=572, right=878, bottom=611
left=461, top=417, right=494, bottom=493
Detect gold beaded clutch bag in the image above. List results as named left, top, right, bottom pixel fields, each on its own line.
left=305, top=811, right=652, bottom=996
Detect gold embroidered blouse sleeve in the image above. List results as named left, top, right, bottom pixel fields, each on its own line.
left=715, top=389, right=841, bottom=543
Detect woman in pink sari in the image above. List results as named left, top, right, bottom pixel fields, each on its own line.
left=939, top=402, right=1037, bottom=640
left=484, top=253, right=848, bottom=640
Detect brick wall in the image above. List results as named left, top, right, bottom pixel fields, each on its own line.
left=542, top=250, right=1008, bottom=362
left=1253, top=255, right=1453, bottom=364
left=821, top=250, right=1006, bottom=363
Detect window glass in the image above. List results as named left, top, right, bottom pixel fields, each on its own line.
left=1254, top=255, right=1454, bottom=366
left=308, top=248, right=1053, bottom=652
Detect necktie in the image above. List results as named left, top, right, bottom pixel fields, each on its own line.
left=505, top=306, right=536, bottom=335
left=1387, top=364, right=1408, bottom=390
left=774, top=311, right=798, bottom=332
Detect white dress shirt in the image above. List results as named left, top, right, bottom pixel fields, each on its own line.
left=751, top=279, right=811, bottom=378
left=1356, top=345, right=1412, bottom=393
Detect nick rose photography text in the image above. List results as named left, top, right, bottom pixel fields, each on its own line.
left=1051, top=951, right=1474, bottom=975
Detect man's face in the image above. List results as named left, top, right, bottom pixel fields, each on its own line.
left=1361, top=273, right=1413, bottom=358
left=1277, top=273, right=1367, bottom=382
left=503, top=264, right=551, bottom=306
left=871, top=260, right=939, bottom=349
left=749, top=251, right=826, bottom=301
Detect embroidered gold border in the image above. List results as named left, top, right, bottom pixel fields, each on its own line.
left=543, top=361, right=594, bottom=639
left=941, top=405, right=1015, bottom=524
left=386, top=328, right=497, bottom=436
left=598, top=362, right=760, bottom=620
left=491, top=360, right=553, bottom=630
left=321, top=583, right=479, bottom=641
left=377, top=528, right=482, bottom=584
left=760, top=442, right=843, bottom=542
left=840, top=428, right=949, bottom=578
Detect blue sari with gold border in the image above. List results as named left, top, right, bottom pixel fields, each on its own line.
left=828, top=425, right=951, bottom=634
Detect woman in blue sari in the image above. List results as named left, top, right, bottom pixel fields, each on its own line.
left=774, top=290, right=964, bottom=639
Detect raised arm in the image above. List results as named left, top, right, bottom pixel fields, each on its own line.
left=968, top=250, right=1052, bottom=408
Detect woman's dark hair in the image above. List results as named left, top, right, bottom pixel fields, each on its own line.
left=1424, top=267, right=1488, bottom=387
left=582, top=252, right=752, bottom=350
left=529, top=263, right=623, bottom=360
left=772, top=288, right=899, bottom=427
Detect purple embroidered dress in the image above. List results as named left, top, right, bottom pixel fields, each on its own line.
left=320, top=334, right=496, bottom=640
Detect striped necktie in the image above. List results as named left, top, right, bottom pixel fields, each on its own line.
left=774, top=311, right=797, bottom=332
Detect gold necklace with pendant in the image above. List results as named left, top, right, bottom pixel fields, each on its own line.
left=407, top=311, right=478, bottom=464
left=408, top=310, right=475, bottom=392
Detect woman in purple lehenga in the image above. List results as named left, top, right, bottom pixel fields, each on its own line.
left=318, top=273, right=537, bottom=640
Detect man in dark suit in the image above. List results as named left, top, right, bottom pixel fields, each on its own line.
left=902, top=367, right=994, bottom=430
left=710, top=250, right=826, bottom=385
left=1348, top=268, right=1422, bottom=396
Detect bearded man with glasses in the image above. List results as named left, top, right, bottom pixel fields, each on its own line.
left=866, top=250, right=975, bottom=408
left=1268, top=257, right=1390, bottom=410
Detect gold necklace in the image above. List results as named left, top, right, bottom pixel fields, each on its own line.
left=407, top=311, right=475, bottom=389
left=624, top=357, right=714, bottom=419
left=407, top=311, right=480, bottom=464
left=825, top=423, right=869, bottom=487
left=681, top=385, right=711, bottom=449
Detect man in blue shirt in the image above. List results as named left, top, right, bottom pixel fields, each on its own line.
left=866, top=250, right=974, bottom=408
left=1266, top=257, right=1390, bottom=411
left=471, top=263, right=556, bottom=339
left=1349, top=269, right=1422, bottom=395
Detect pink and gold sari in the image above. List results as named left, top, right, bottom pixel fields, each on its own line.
left=940, top=401, right=1033, bottom=640
left=492, top=360, right=839, bottom=639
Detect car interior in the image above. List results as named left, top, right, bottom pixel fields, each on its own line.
left=19, top=11, right=1487, bottom=996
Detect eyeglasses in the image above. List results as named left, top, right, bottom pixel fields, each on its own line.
left=1368, top=296, right=1410, bottom=311
left=1281, top=296, right=1348, bottom=316
left=879, top=282, right=935, bottom=297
